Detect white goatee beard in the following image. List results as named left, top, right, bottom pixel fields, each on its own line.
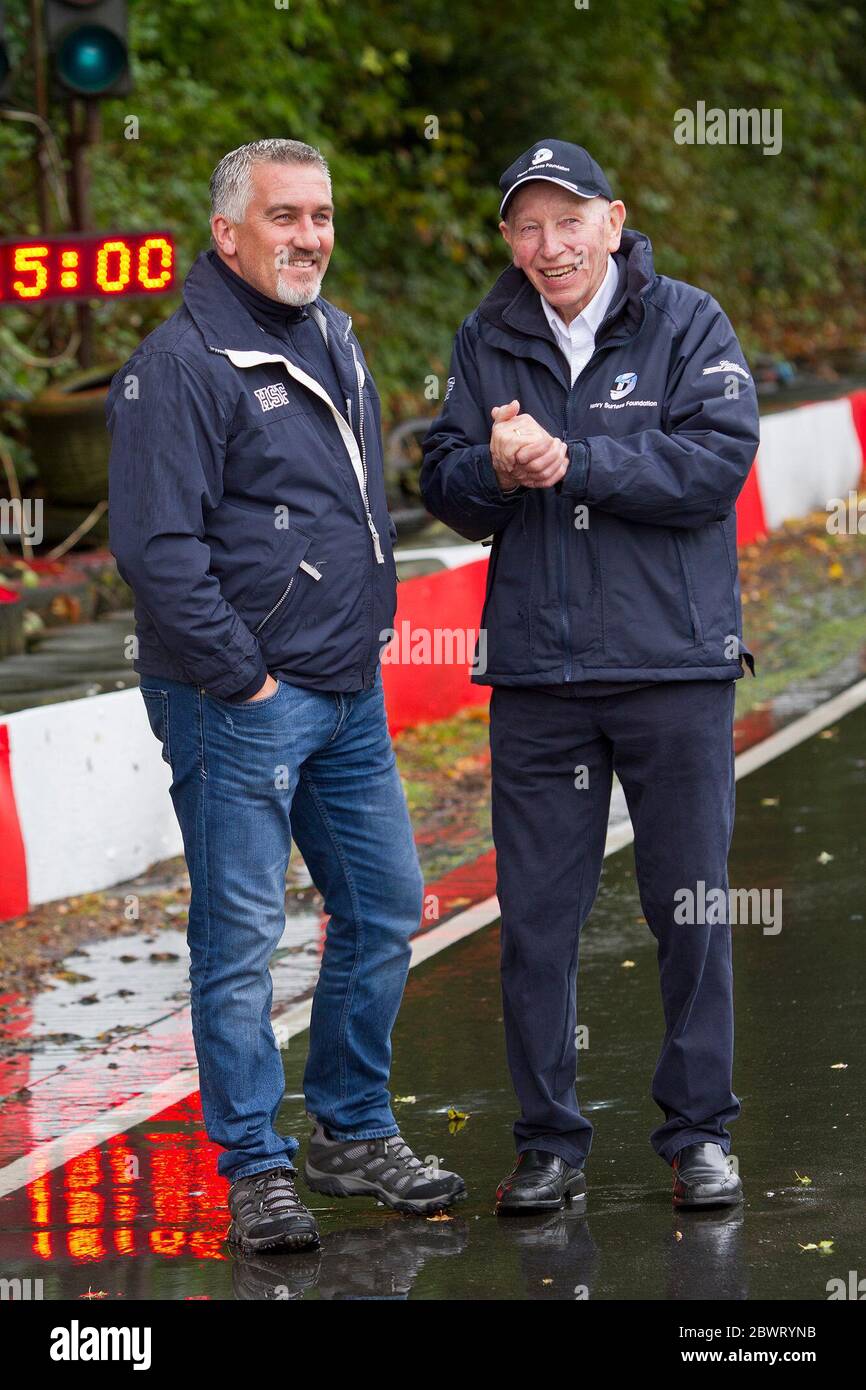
left=275, top=269, right=324, bottom=306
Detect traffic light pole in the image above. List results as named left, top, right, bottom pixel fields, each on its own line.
left=67, top=97, right=100, bottom=367
left=27, top=0, right=63, bottom=355
left=28, top=0, right=50, bottom=233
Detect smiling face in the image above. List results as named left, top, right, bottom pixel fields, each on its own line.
left=500, top=183, right=626, bottom=325
left=210, top=160, right=335, bottom=305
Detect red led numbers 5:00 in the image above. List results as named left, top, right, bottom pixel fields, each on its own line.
left=0, top=232, right=176, bottom=305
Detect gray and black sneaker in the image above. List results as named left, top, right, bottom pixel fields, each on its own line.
left=303, top=1118, right=466, bottom=1216
left=227, top=1165, right=321, bottom=1254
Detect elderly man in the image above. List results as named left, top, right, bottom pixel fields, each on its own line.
left=107, top=138, right=465, bottom=1255
left=421, top=139, right=759, bottom=1214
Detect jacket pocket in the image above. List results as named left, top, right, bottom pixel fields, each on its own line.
left=597, top=516, right=696, bottom=664
left=206, top=498, right=313, bottom=632
left=252, top=547, right=312, bottom=635
left=481, top=508, right=532, bottom=673
left=680, top=520, right=741, bottom=662
left=673, top=532, right=704, bottom=646
left=140, top=686, right=172, bottom=766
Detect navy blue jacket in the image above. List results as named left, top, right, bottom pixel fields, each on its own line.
left=421, top=229, right=760, bottom=686
left=106, top=251, right=397, bottom=702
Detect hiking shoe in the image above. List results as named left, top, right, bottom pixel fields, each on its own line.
left=227, top=1165, right=320, bottom=1254
left=303, top=1118, right=466, bottom=1215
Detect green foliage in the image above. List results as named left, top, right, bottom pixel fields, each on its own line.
left=1, top=0, right=864, bottom=428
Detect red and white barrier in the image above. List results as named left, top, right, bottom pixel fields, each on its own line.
left=0, top=692, right=183, bottom=919
left=736, top=387, right=866, bottom=545
left=1, top=389, right=865, bottom=920
left=753, top=396, right=865, bottom=533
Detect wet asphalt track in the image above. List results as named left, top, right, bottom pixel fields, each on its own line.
left=0, top=699, right=863, bottom=1301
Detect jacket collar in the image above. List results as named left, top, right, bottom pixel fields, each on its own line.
left=478, top=227, right=656, bottom=349
left=182, top=248, right=356, bottom=365
left=181, top=249, right=365, bottom=413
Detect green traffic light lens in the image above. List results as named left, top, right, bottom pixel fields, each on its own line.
left=58, top=25, right=126, bottom=94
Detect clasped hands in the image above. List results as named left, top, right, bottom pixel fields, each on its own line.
left=490, top=399, right=569, bottom=491
left=247, top=403, right=567, bottom=703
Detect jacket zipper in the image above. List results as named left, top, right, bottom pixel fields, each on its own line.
left=254, top=575, right=295, bottom=634
left=349, top=342, right=384, bottom=564
left=558, top=512, right=572, bottom=681
left=555, top=317, right=647, bottom=678
left=348, top=336, right=383, bottom=685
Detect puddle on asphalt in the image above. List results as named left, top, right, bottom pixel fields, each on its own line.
left=0, top=907, right=324, bottom=1169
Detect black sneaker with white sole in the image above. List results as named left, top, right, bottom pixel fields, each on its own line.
left=303, top=1118, right=466, bottom=1215
left=227, top=1165, right=321, bottom=1254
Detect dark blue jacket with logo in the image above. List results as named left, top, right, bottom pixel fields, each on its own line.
left=420, top=228, right=759, bottom=686
left=106, top=250, right=397, bottom=702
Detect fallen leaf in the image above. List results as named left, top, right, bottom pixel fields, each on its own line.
left=447, top=1105, right=470, bottom=1133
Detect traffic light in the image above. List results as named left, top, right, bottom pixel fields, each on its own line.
left=44, top=0, right=131, bottom=98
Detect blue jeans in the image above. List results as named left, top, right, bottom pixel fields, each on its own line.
left=138, top=670, right=424, bottom=1183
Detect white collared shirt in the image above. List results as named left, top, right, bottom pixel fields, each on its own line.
left=540, top=254, right=619, bottom=385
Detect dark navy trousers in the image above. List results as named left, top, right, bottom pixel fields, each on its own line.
left=489, top=679, right=741, bottom=1169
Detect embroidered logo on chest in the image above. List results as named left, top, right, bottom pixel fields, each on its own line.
left=254, top=383, right=291, bottom=412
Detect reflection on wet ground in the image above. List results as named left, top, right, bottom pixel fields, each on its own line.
left=0, top=698, right=863, bottom=1299
left=0, top=911, right=324, bottom=1169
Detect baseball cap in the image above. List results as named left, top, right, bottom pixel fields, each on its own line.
left=499, top=139, right=614, bottom=217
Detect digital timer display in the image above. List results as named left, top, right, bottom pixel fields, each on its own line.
left=0, top=232, right=176, bottom=305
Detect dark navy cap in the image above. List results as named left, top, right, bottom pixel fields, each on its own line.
left=499, top=139, right=614, bottom=217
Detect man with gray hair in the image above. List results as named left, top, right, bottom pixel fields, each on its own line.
left=107, top=138, right=465, bottom=1255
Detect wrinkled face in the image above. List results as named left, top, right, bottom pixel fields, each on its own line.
left=212, top=161, right=335, bottom=305
left=499, top=184, right=626, bottom=324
